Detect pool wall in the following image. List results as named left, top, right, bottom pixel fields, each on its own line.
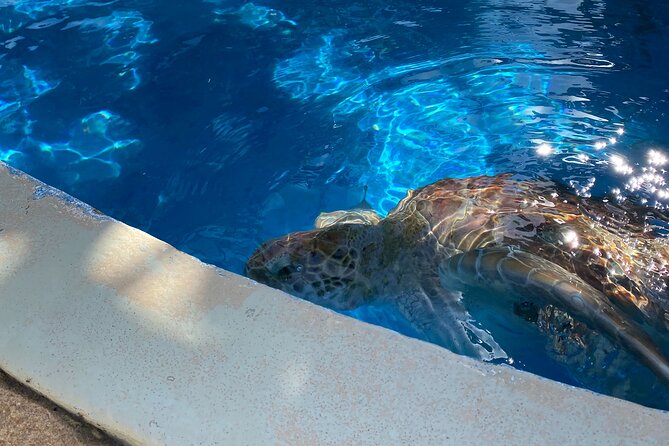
left=0, top=162, right=667, bottom=445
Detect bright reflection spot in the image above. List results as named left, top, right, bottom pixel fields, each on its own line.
left=563, top=230, right=579, bottom=249
left=648, top=149, right=668, bottom=166
left=569, top=176, right=595, bottom=197
left=606, top=146, right=669, bottom=207
left=627, top=171, right=665, bottom=192
left=610, top=154, right=633, bottom=175
left=608, top=137, right=617, bottom=144
left=594, top=141, right=607, bottom=150
left=611, top=187, right=624, bottom=201
left=616, top=127, right=625, bottom=136
left=536, top=143, right=553, bottom=156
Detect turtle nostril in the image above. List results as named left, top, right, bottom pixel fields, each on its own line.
left=276, top=266, right=292, bottom=281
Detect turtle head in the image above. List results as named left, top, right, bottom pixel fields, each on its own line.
left=245, top=224, right=378, bottom=310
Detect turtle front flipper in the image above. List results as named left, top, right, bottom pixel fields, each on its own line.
left=440, top=248, right=669, bottom=387
left=394, top=279, right=507, bottom=361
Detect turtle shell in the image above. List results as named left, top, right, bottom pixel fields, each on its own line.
left=386, top=174, right=669, bottom=328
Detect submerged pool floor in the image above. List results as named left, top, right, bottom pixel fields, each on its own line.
left=1, top=0, right=669, bottom=408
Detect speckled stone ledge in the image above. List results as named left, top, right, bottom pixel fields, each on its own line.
left=0, top=162, right=667, bottom=445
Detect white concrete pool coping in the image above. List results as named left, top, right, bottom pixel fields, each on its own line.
left=0, top=162, right=667, bottom=445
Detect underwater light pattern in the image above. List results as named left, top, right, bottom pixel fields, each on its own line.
left=273, top=31, right=371, bottom=102
left=0, top=0, right=94, bottom=33
left=62, top=10, right=157, bottom=90
left=7, top=0, right=90, bottom=18
left=0, top=62, right=58, bottom=154
left=273, top=33, right=628, bottom=212
left=4, top=109, right=139, bottom=185
left=213, top=2, right=297, bottom=29
left=338, top=77, right=492, bottom=212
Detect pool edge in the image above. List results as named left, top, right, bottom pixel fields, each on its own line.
left=0, top=162, right=667, bottom=445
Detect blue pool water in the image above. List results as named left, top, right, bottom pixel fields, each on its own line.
left=2, top=0, right=669, bottom=408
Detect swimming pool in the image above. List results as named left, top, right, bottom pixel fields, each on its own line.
left=1, top=0, right=669, bottom=408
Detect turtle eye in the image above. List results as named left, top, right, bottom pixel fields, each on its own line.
left=276, top=263, right=304, bottom=281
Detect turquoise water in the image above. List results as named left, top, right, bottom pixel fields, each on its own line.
left=1, top=0, right=669, bottom=408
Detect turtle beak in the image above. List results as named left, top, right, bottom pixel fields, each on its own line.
left=247, top=266, right=272, bottom=285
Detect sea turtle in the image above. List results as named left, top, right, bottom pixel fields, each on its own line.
left=246, top=174, right=669, bottom=385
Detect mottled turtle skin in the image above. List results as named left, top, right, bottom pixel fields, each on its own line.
left=246, top=174, right=669, bottom=385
